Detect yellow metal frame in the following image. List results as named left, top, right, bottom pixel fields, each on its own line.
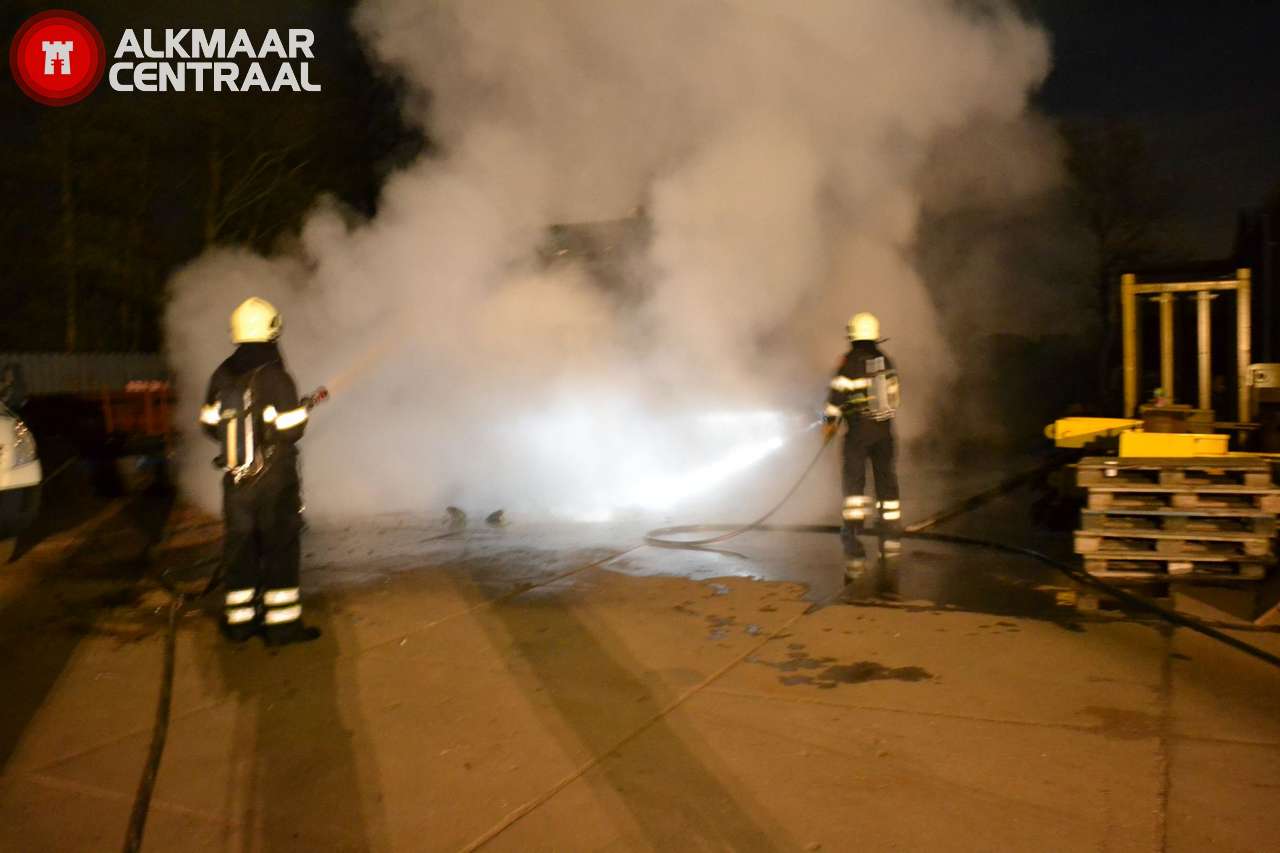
left=1121, top=268, right=1252, bottom=423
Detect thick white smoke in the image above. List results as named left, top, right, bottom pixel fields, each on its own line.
left=166, top=0, right=1053, bottom=520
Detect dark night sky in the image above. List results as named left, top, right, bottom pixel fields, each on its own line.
left=1032, top=0, right=1280, bottom=255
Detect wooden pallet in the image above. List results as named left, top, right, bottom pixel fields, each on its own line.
left=1086, top=567, right=1266, bottom=583
left=1087, top=487, right=1280, bottom=513
left=1075, top=530, right=1272, bottom=558
left=1077, top=457, right=1273, bottom=489
left=1079, top=508, right=1277, bottom=536
left=1082, top=553, right=1268, bottom=582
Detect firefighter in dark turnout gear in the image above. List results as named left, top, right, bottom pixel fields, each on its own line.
left=822, top=312, right=901, bottom=568
left=200, top=297, right=320, bottom=646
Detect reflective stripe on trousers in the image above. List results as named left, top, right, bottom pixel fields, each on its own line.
left=225, top=606, right=256, bottom=625
left=225, top=587, right=255, bottom=607
left=263, top=587, right=302, bottom=625
left=262, top=587, right=299, bottom=607
left=224, top=588, right=257, bottom=625
left=264, top=604, right=302, bottom=625
left=877, top=499, right=902, bottom=521
left=843, top=495, right=871, bottom=521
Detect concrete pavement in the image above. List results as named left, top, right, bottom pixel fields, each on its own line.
left=2, top=466, right=1279, bottom=851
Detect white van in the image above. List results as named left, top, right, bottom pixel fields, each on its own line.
left=0, top=404, right=41, bottom=561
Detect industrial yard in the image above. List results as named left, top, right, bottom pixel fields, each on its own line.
left=8, top=2, right=1280, bottom=851
left=2, top=452, right=1278, bottom=852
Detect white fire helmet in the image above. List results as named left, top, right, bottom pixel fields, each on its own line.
left=230, top=297, right=283, bottom=343
left=847, top=312, right=880, bottom=342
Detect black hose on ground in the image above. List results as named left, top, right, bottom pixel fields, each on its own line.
left=648, top=430, right=837, bottom=548
left=911, top=530, right=1280, bottom=669
left=120, top=555, right=218, bottom=853
left=121, top=588, right=181, bottom=853
left=644, top=444, right=1280, bottom=672
left=648, top=520, right=1280, bottom=670
left=120, top=517, right=501, bottom=852
left=117, top=430, right=1277, bottom=853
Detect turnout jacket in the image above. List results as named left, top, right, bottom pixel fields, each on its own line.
left=199, top=343, right=307, bottom=478
left=824, top=341, right=900, bottom=423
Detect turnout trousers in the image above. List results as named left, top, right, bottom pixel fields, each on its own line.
left=840, top=417, right=901, bottom=554
left=220, top=454, right=304, bottom=629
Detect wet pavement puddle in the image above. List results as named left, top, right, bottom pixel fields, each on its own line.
left=748, top=643, right=934, bottom=689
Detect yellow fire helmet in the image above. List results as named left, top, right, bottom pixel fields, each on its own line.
left=847, top=312, right=880, bottom=342
left=229, top=297, right=282, bottom=343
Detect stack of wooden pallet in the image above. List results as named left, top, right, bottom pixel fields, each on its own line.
left=1074, top=456, right=1279, bottom=585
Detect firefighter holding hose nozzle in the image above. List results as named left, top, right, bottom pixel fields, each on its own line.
left=822, top=312, right=901, bottom=572
left=199, top=297, right=324, bottom=646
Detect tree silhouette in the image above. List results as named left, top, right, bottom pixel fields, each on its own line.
left=1061, top=118, right=1186, bottom=405
left=0, top=0, right=419, bottom=352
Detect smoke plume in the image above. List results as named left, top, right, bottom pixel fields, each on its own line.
left=166, top=0, right=1054, bottom=520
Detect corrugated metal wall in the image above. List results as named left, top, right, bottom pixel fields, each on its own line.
left=0, top=353, right=168, bottom=395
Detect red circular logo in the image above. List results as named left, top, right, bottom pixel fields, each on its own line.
left=10, top=10, right=105, bottom=106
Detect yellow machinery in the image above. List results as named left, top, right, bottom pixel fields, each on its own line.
left=1044, top=268, right=1280, bottom=622
left=1048, top=268, right=1257, bottom=458
left=1045, top=417, right=1230, bottom=457
left=1121, top=268, right=1253, bottom=424
left=1044, top=417, right=1140, bottom=449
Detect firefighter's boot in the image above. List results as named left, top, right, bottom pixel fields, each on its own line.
left=261, top=587, right=320, bottom=646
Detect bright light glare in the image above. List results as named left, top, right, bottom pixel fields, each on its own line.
left=516, top=403, right=796, bottom=518
left=625, top=433, right=787, bottom=511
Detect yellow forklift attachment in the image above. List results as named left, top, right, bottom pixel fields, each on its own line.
left=1044, top=417, right=1142, bottom=448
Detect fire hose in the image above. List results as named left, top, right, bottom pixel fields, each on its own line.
left=645, top=431, right=1280, bottom=671
left=123, top=386, right=331, bottom=852
left=122, top=406, right=1278, bottom=850
left=121, top=556, right=218, bottom=853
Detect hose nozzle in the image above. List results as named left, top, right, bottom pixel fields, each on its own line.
left=303, top=386, right=329, bottom=410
